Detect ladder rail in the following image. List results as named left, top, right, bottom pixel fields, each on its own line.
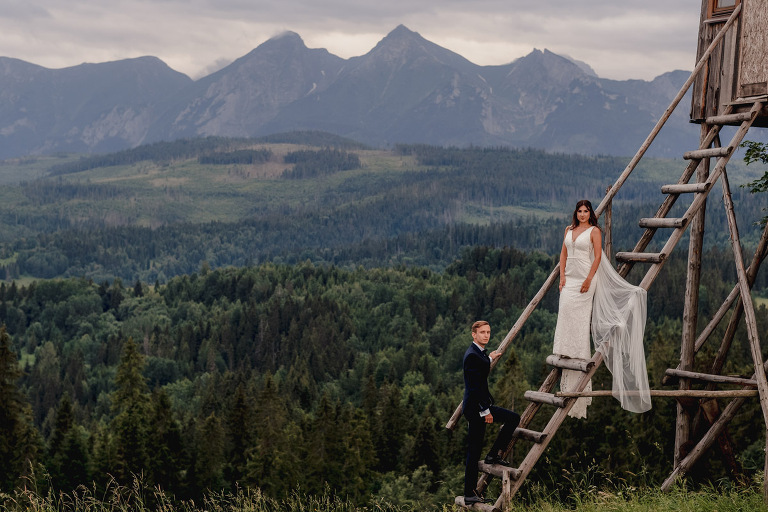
left=638, top=100, right=763, bottom=289
left=592, top=2, right=742, bottom=221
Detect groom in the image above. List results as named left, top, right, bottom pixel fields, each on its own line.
left=462, top=320, right=520, bottom=505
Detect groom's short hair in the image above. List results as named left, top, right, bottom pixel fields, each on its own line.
left=471, top=320, right=489, bottom=333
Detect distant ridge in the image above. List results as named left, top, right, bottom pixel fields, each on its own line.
left=0, top=26, right=699, bottom=159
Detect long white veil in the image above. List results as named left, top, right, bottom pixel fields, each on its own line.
left=591, top=256, right=652, bottom=413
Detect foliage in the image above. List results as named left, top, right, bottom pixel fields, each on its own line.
left=0, top=242, right=764, bottom=507
left=741, top=141, right=768, bottom=224
left=0, top=142, right=765, bottom=284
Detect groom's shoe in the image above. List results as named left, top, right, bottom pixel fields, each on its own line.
left=484, top=454, right=511, bottom=467
left=463, top=495, right=489, bottom=505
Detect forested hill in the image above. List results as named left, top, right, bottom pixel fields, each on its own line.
left=1, top=247, right=766, bottom=507
left=0, top=136, right=765, bottom=284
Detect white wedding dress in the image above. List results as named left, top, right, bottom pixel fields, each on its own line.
left=552, top=226, right=652, bottom=418
left=552, top=226, right=597, bottom=419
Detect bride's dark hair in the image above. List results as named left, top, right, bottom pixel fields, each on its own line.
left=570, top=199, right=600, bottom=229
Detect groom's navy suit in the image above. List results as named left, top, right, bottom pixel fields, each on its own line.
left=463, top=342, right=520, bottom=497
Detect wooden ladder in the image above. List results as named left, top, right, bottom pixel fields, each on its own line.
left=451, top=99, right=767, bottom=512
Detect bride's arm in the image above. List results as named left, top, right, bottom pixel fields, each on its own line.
left=559, top=227, right=569, bottom=291
left=580, top=228, right=602, bottom=293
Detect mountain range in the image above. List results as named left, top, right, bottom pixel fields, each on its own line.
left=0, top=25, right=700, bottom=160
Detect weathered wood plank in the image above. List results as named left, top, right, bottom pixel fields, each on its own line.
left=707, top=112, right=755, bottom=124
left=700, top=399, right=741, bottom=477
left=720, top=168, right=768, bottom=428
left=524, top=391, right=566, bottom=408
left=546, top=354, right=593, bottom=372
left=677, top=149, right=709, bottom=467
left=478, top=461, right=521, bottom=480
left=684, top=146, right=731, bottom=160
left=661, top=183, right=709, bottom=194
left=665, top=368, right=757, bottom=387
left=739, top=0, right=768, bottom=95
left=615, top=252, right=665, bottom=264
left=639, top=218, right=685, bottom=229
left=513, top=427, right=547, bottom=444
left=555, top=389, right=758, bottom=398
left=604, top=188, right=613, bottom=262
left=453, top=496, right=497, bottom=512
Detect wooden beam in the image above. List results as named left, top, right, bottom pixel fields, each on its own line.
left=638, top=218, right=685, bottom=229
left=593, top=2, right=742, bottom=221
left=661, top=183, right=708, bottom=194
left=720, top=169, right=768, bottom=428
left=638, top=100, right=763, bottom=290
left=555, top=389, right=758, bottom=398
left=684, top=146, right=731, bottom=159
left=546, top=354, right=593, bottom=372
left=664, top=368, right=757, bottom=387
left=615, top=252, right=665, bottom=264
left=677, top=145, right=709, bottom=467
left=700, top=399, right=741, bottom=478
left=524, top=391, right=567, bottom=408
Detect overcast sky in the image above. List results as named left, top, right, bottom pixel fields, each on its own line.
left=0, top=0, right=703, bottom=81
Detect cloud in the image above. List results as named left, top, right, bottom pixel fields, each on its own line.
left=0, top=0, right=702, bottom=80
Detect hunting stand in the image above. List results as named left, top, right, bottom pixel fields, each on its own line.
left=447, top=1, right=768, bottom=509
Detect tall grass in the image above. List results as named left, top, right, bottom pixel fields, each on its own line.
left=1, top=474, right=766, bottom=512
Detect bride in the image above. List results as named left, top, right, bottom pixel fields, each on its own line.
left=552, top=200, right=651, bottom=418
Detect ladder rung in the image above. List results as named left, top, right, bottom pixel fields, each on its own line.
left=546, top=354, right=593, bottom=372
left=615, top=252, right=665, bottom=264
left=706, top=112, right=754, bottom=125
left=664, top=368, right=758, bottom=387
left=683, top=147, right=731, bottom=160
left=638, top=218, right=685, bottom=229
left=661, top=183, right=708, bottom=194
left=478, top=460, right=522, bottom=479
left=513, top=427, right=547, bottom=444
left=524, top=391, right=566, bottom=408
left=453, top=496, right=496, bottom=511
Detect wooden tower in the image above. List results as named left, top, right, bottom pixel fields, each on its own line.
left=448, top=1, right=768, bottom=510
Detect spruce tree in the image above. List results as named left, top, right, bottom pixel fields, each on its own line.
left=111, top=337, right=150, bottom=483
left=0, top=325, right=38, bottom=491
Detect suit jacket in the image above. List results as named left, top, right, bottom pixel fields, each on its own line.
left=463, top=342, right=494, bottom=421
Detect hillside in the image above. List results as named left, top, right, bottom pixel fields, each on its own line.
left=0, top=136, right=765, bottom=284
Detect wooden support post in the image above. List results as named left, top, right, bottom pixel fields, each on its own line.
left=720, top=170, right=768, bottom=428
left=711, top=163, right=768, bottom=503
left=700, top=400, right=741, bottom=477
left=604, top=186, right=613, bottom=263
left=675, top=143, right=709, bottom=466
left=765, top=429, right=768, bottom=502
left=662, top=357, right=768, bottom=491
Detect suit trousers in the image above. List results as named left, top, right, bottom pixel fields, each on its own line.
left=464, top=405, right=520, bottom=497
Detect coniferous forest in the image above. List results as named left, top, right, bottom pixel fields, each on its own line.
left=0, top=135, right=767, bottom=510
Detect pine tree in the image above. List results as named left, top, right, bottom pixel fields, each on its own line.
left=47, top=393, right=89, bottom=491
left=111, top=337, right=150, bottom=483
left=0, top=325, right=39, bottom=491
left=146, top=389, right=183, bottom=494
